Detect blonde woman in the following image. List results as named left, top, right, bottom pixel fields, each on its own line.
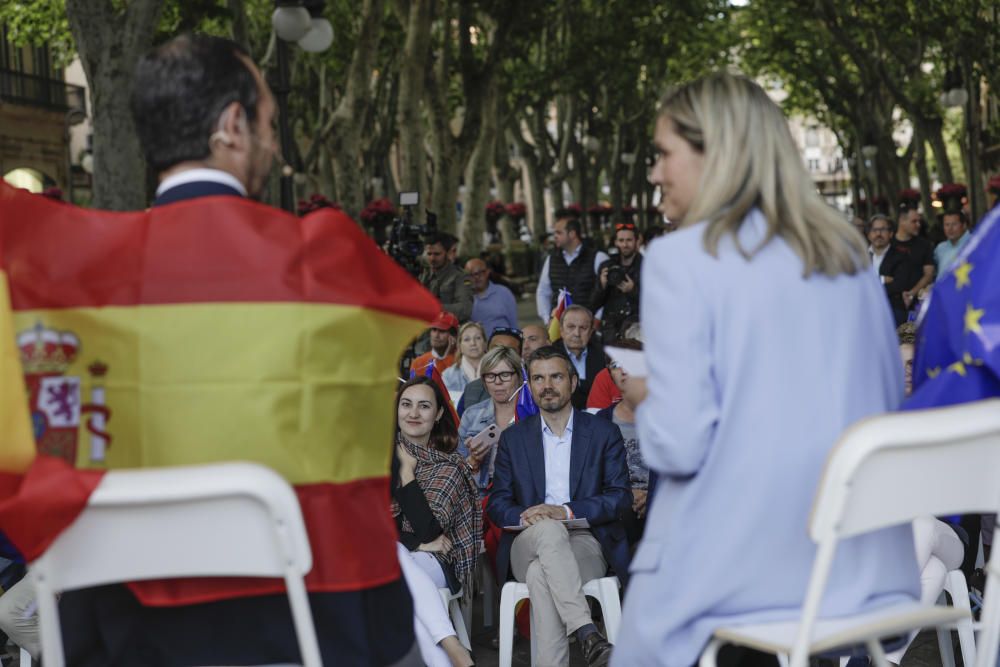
left=442, top=322, right=487, bottom=395
left=614, top=74, right=919, bottom=667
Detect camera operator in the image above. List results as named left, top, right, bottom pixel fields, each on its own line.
left=591, top=222, right=642, bottom=341
left=420, top=232, right=473, bottom=322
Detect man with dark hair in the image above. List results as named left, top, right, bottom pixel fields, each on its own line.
left=488, top=345, right=630, bottom=667
left=131, top=33, right=276, bottom=203
left=881, top=205, right=935, bottom=325
left=55, top=33, right=418, bottom=667
left=535, top=214, right=609, bottom=324
left=420, top=232, right=472, bottom=322
left=935, top=210, right=971, bottom=279
left=591, top=222, right=642, bottom=341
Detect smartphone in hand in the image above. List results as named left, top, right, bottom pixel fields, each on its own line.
left=468, top=423, right=499, bottom=457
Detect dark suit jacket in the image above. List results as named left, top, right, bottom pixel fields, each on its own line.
left=486, top=410, right=632, bottom=588
left=153, top=180, right=244, bottom=207
left=557, top=340, right=606, bottom=410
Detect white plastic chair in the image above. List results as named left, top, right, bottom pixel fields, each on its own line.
left=498, top=575, right=621, bottom=667
left=20, top=646, right=31, bottom=666
left=698, top=398, right=1000, bottom=667
left=29, top=461, right=322, bottom=667
left=438, top=587, right=472, bottom=650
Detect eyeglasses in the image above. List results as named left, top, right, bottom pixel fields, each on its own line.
left=870, top=227, right=891, bottom=234
left=615, top=223, right=636, bottom=231
left=483, top=370, right=517, bottom=383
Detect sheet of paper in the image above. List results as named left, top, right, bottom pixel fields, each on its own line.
left=605, top=346, right=648, bottom=378
left=503, top=518, right=591, bottom=532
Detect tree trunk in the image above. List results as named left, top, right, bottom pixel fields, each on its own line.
left=509, top=125, right=546, bottom=240
left=395, top=0, right=433, bottom=195
left=924, top=119, right=955, bottom=184
left=66, top=0, right=164, bottom=210
left=328, top=0, right=384, bottom=221
left=459, top=81, right=499, bottom=258
left=914, top=136, right=935, bottom=226
left=227, top=0, right=250, bottom=53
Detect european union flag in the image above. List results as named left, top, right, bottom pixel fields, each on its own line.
left=904, top=205, right=1000, bottom=409
left=515, top=367, right=539, bottom=420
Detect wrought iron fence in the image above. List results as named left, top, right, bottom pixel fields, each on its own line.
left=0, top=68, right=85, bottom=113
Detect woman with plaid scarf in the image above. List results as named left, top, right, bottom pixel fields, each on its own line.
left=392, top=376, right=481, bottom=667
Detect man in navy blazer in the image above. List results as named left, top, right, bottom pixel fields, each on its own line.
left=488, top=345, right=631, bottom=667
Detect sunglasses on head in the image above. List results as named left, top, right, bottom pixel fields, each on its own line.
left=491, top=327, right=523, bottom=341
left=615, top=223, right=636, bottom=231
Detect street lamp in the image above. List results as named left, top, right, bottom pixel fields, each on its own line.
left=271, top=1, right=334, bottom=212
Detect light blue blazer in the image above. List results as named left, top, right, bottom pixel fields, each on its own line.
left=613, top=210, right=920, bottom=667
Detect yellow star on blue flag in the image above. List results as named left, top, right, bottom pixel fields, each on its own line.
left=905, top=205, right=1000, bottom=408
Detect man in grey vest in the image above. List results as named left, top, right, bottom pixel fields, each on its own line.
left=535, top=213, right=608, bottom=324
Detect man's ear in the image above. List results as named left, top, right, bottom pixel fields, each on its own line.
left=210, top=101, right=248, bottom=150
left=570, top=373, right=579, bottom=394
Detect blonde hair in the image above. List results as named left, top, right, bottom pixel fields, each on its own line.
left=478, top=345, right=523, bottom=378
left=657, top=73, right=867, bottom=277
left=454, top=321, right=486, bottom=367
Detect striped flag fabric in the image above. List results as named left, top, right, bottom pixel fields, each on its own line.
left=0, top=181, right=439, bottom=605
left=547, top=287, right=573, bottom=342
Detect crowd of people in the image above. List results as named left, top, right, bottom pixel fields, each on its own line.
left=1, top=28, right=995, bottom=667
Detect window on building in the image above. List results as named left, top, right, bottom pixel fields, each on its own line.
left=806, top=127, right=820, bottom=148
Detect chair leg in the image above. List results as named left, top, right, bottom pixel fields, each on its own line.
left=450, top=596, right=472, bottom=652
left=867, top=639, right=890, bottom=667
left=699, top=637, right=723, bottom=667
left=498, top=584, right=518, bottom=667
left=776, top=654, right=789, bottom=667
left=596, top=578, right=622, bottom=645
left=20, top=647, right=31, bottom=666
left=936, top=627, right=957, bottom=667
left=944, top=569, right=977, bottom=667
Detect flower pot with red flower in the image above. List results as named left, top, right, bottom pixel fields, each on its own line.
left=360, top=197, right=396, bottom=245
left=936, top=183, right=968, bottom=215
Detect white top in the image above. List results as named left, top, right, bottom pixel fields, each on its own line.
left=869, top=245, right=889, bottom=279
left=156, top=168, right=247, bottom=198
left=541, top=410, right=574, bottom=506
left=535, top=245, right=610, bottom=323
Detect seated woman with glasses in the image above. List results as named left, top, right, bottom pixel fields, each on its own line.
left=456, top=345, right=524, bottom=494
left=392, top=376, right=480, bottom=667
left=442, top=322, right=486, bottom=397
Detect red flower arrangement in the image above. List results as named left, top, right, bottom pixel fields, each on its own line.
left=565, top=203, right=583, bottom=216
left=936, top=183, right=968, bottom=200
left=360, top=198, right=395, bottom=226
left=505, top=202, right=527, bottom=220
left=485, top=200, right=506, bottom=223
left=620, top=205, right=638, bottom=216
left=587, top=204, right=613, bottom=216
left=989, top=175, right=1000, bottom=195
left=297, top=193, right=341, bottom=216
left=898, top=188, right=920, bottom=204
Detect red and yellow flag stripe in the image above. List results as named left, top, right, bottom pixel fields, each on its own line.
left=0, top=182, right=438, bottom=604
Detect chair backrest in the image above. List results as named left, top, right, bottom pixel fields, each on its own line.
left=790, top=398, right=1000, bottom=667
left=810, top=398, right=1000, bottom=542
left=31, top=460, right=313, bottom=592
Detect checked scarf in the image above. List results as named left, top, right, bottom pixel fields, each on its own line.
left=391, top=436, right=482, bottom=590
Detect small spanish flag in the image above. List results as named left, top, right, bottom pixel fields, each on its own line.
left=548, top=287, right=573, bottom=342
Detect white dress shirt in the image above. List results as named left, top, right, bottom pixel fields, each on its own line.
left=541, top=411, right=574, bottom=507
left=869, top=245, right=889, bottom=280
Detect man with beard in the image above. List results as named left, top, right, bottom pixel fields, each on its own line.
left=45, top=34, right=419, bottom=667
left=591, top=223, right=642, bottom=341
left=420, top=233, right=472, bottom=322
left=487, top=346, right=630, bottom=667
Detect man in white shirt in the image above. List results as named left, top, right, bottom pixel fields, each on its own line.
left=536, top=215, right=609, bottom=324
left=867, top=214, right=893, bottom=279
left=487, top=346, right=630, bottom=666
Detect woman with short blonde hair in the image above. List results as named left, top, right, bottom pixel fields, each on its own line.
left=442, top=321, right=486, bottom=394
left=614, top=73, right=918, bottom=666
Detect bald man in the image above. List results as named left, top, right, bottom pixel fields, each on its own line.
left=465, top=257, right=519, bottom=336
left=521, top=323, right=550, bottom=360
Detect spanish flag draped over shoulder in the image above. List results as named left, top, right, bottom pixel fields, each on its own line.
left=0, top=180, right=438, bottom=605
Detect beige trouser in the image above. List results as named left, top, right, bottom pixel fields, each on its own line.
left=510, top=519, right=607, bottom=667
left=0, top=577, right=39, bottom=658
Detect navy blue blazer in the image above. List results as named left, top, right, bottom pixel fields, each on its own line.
left=487, top=410, right=632, bottom=587
left=152, top=180, right=244, bottom=207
